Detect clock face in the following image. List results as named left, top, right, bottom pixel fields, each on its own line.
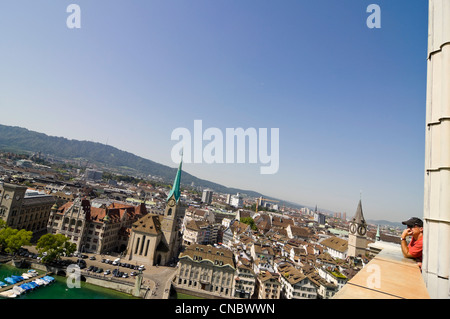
left=358, top=225, right=367, bottom=236
left=168, top=198, right=175, bottom=207
left=350, top=223, right=356, bottom=234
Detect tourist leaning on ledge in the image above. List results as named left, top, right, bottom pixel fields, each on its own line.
left=400, top=217, right=423, bottom=269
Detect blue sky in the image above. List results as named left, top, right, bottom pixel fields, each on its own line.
left=0, top=1, right=428, bottom=222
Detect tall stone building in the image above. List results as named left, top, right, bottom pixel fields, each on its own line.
left=125, top=159, right=184, bottom=266
left=422, top=0, right=450, bottom=298
left=347, top=200, right=367, bottom=258
left=0, top=182, right=55, bottom=236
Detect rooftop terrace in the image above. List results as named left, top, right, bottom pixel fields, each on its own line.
left=334, top=241, right=430, bottom=299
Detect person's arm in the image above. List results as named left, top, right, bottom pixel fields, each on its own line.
left=401, top=229, right=414, bottom=258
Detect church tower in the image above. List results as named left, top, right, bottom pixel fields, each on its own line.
left=348, top=199, right=368, bottom=258
left=161, top=158, right=183, bottom=262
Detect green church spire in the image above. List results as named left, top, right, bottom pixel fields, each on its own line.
left=167, top=157, right=183, bottom=203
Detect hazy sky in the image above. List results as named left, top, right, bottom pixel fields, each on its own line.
left=0, top=0, right=428, bottom=222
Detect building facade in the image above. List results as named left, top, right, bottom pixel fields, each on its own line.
left=201, top=189, right=213, bottom=205
left=256, top=271, right=281, bottom=299
left=230, top=193, right=243, bottom=208
left=0, top=182, right=55, bottom=235
left=234, top=258, right=256, bottom=298
left=175, top=244, right=236, bottom=297
left=47, top=197, right=147, bottom=253
left=276, top=263, right=317, bottom=299
left=320, top=236, right=348, bottom=260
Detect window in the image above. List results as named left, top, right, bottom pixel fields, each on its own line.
left=135, top=238, right=140, bottom=254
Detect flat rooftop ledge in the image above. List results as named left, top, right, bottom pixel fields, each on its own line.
left=334, top=242, right=430, bottom=299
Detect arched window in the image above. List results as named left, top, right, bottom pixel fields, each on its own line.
left=167, top=208, right=172, bottom=216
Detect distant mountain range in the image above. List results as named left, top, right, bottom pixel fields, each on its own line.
left=0, top=123, right=299, bottom=208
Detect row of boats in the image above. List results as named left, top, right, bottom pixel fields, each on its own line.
left=0, top=269, right=55, bottom=298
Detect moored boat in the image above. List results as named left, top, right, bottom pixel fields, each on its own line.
left=4, top=277, right=17, bottom=285
left=0, top=290, right=17, bottom=298
left=33, top=279, right=42, bottom=286
left=12, top=285, right=25, bottom=295
left=19, top=283, right=32, bottom=292
left=34, top=278, right=47, bottom=286
left=11, top=275, right=24, bottom=282
left=42, top=275, right=55, bottom=284
left=27, top=269, right=38, bottom=277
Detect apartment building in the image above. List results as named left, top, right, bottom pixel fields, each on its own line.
left=256, top=271, right=281, bottom=299
left=47, top=197, right=147, bottom=253
left=318, top=266, right=348, bottom=291
left=182, top=219, right=210, bottom=246
left=0, top=182, right=55, bottom=235
left=320, top=236, right=348, bottom=260
left=175, top=244, right=236, bottom=297
left=276, top=262, right=317, bottom=299
left=234, top=258, right=256, bottom=299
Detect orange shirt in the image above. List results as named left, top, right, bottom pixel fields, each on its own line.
left=408, top=236, right=423, bottom=261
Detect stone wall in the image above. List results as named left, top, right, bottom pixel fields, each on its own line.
left=8, top=260, right=149, bottom=298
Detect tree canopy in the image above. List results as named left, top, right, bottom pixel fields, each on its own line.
left=240, top=217, right=258, bottom=231
left=36, top=233, right=76, bottom=263
left=0, top=225, right=32, bottom=254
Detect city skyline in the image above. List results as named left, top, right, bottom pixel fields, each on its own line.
left=0, top=0, right=428, bottom=222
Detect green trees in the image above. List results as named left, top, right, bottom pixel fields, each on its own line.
left=36, top=233, right=76, bottom=263
left=0, top=221, right=33, bottom=255
left=0, top=220, right=75, bottom=263
left=240, top=217, right=258, bottom=231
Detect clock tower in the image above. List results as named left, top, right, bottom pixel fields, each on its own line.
left=0, top=182, right=27, bottom=226
left=348, top=199, right=367, bottom=258
left=161, top=158, right=183, bottom=262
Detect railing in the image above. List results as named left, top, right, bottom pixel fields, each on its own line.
left=333, top=242, right=430, bottom=299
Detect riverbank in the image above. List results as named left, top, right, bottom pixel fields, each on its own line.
left=0, top=270, right=53, bottom=296
left=0, top=263, right=138, bottom=299
left=3, top=247, right=177, bottom=299
left=3, top=259, right=150, bottom=298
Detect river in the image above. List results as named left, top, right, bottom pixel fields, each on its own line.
left=0, top=264, right=138, bottom=299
